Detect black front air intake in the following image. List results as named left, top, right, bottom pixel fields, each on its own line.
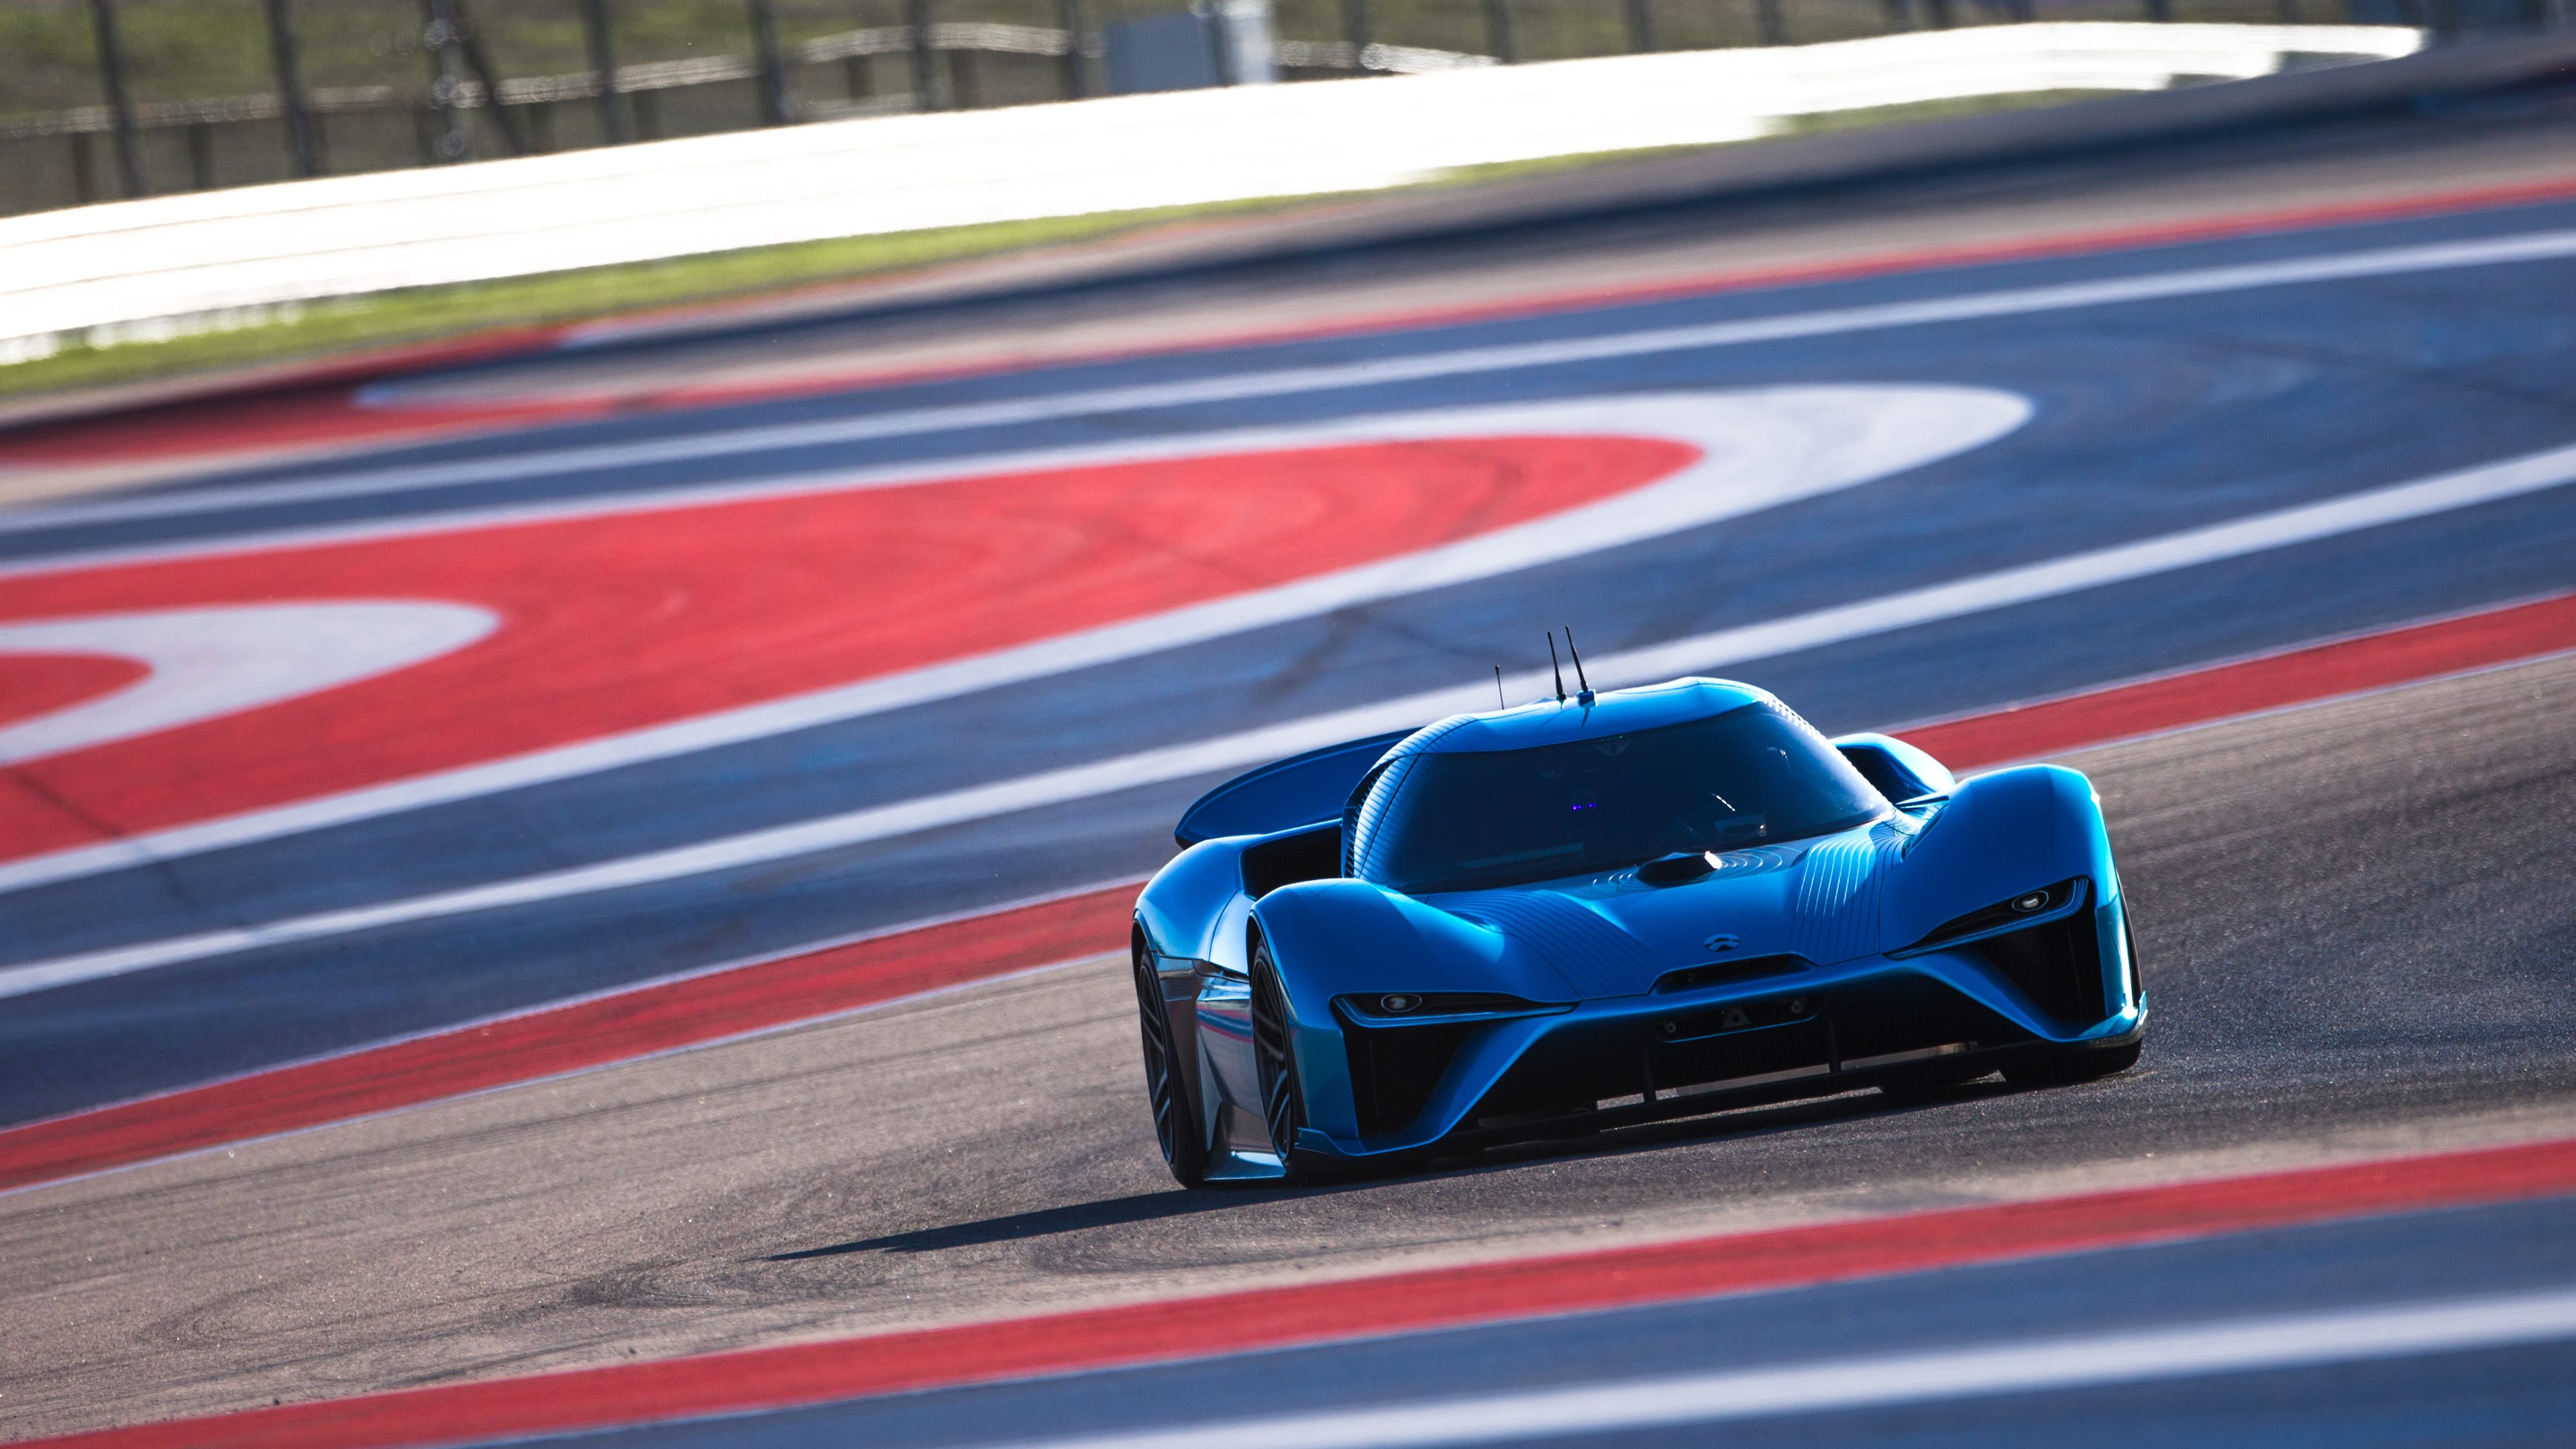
left=1907, top=879, right=2106, bottom=1026
left=1974, top=910, right=2107, bottom=1026
left=1339, top=1016, right=1472, bottom=1138
left=1654, top=954, right=1811, bottom=994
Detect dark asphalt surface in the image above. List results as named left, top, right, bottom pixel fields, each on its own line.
left=4, top=101, right=2576, bottom=1125
left=4, top=654, right=2572, bottom=1440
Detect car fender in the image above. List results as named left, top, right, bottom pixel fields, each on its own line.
left=1252, top=879, right=1582, bottom=1004
left=1135, top=836, right=1256, bottom=969
left=1251, top=880, right=1574, bottom=1145
left=1880, top=764, right=2117, bottom=953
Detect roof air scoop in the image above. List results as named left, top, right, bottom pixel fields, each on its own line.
left=1635, top=850, right=1718, bottom=885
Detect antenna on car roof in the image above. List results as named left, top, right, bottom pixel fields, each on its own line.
left=1546, top=633, right=1566, bottom=704
left=1564, top=626, right=1593, bottom=704
left=1494, top=665, right=1506, bottom=710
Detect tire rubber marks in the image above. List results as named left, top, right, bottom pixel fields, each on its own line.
left=0, top=386, right=2029, bottom=879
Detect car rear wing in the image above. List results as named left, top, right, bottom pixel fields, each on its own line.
left=1173, top=729, right=1413, bottom=847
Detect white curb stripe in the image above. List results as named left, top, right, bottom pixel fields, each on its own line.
left=0, top=602, right=494, bottom=765
left=975, top=1287, right=2576, bottom=1449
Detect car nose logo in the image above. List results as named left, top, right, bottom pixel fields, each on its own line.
left=1702, top=932, right=1740, bottom=953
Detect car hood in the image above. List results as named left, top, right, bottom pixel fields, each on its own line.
left=1422, top=820, right=1910, bottom=1000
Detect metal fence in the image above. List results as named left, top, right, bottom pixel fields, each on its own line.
left=0, top=0, right=2554, bottom=219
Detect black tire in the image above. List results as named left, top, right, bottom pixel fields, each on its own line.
left=2004, top=1038, right=2143, bottom=1088
left=1250, top=940, right=1322, bottom=1185
left=1133, top=943, right=1207, bottom=1189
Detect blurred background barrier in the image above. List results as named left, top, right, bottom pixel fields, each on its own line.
left=8, top=0, right=2536, bottom=228
left=0, top=21, right=2426, bottom=350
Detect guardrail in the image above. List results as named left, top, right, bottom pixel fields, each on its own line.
left=13, top=0, right=2480, bottom=223
left=0, top=23, right=2421, bottom=354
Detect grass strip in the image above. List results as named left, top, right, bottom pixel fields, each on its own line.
left=0, top=197, right=1336, bottom=402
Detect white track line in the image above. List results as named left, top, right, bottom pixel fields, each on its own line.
left=974, top=1288, right=2576, bottom=1449
left=4, top=435, right=2571, bottom=1001
left=5, top=223, right=2575, bottom=538
left=0, top=602, right=494, bottom=764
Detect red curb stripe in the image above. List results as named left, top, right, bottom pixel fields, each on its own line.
left=35, top=1133, right=2576, bottom=1449
left=3, top=588, right=2571, bottom=1198
left=2, top=434, right=1684, bottom=861
left=0, top=326, right=590, bottom=466
left=0, top=885, right=1137, bottom=1195
left=1900, top=590, right=2576, bottom=771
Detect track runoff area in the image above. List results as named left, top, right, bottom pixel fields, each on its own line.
left=5, top=129, right=2576, bottom=1446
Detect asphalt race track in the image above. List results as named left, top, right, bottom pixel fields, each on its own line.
left=6, top=652, right=2576, bottom=1445
left=2, top=88, right=2575, bottom=1447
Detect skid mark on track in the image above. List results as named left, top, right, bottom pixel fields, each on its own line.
left=0, top=388, right=2017, bottom=896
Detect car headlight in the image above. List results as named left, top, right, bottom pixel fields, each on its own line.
left=1334, top=991, right=1565, bottom=1024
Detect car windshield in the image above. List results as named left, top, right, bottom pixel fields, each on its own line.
left=1366, top=702, right=1886, bottom=894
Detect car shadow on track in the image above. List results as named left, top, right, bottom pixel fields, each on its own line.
left=1460, top=1075, right=2035, bottom=1176
left=766, top=1077, right=2061, bottom=1261
left=763, top=1183, right=1312, bottom=1259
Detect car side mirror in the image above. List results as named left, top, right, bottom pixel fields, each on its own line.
left=1831, top=733, right=1957, bottom=804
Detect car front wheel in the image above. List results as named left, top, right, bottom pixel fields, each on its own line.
left=1133, top=941, right=1207, bottom=1189
left=1250, top=941, right=1325, bottom=1185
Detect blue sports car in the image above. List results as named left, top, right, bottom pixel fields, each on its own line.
left=1130, top=674, right=2146, bottom=1187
